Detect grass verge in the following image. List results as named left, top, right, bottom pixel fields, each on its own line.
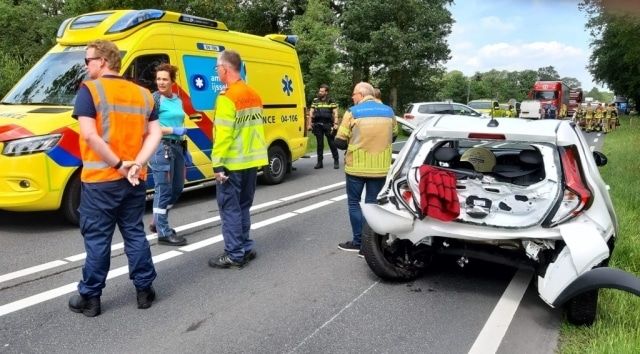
left=559, top=116, right=640, bottom=353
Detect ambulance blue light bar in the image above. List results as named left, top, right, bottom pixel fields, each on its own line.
left=285, top=35, right=298, bottom=46
left=106, top=9, right=165, bottom=34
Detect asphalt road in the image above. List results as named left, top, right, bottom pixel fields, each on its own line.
left=0, top=131, right=604, bottom=353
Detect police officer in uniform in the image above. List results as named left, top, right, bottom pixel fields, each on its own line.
left=309, top=84, right=339, bottom=169
left=69, top=40, right=162, bottom=317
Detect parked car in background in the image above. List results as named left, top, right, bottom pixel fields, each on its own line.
left=402, top=101, right=483, bottom=133
left=361, top=114, right=640, bottom=326
left=467, top=99, right=498, bottom=115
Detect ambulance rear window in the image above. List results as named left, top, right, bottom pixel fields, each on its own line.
left=71, top=13, right=112, bottom=29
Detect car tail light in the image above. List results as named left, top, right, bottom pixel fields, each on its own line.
left=401, top=188, right=413, bottom=203
left=404, top=113, right=414, bottom=119
left=468, top=133, right=505, bottom=140
left=549, top=145, right=593, bottom=226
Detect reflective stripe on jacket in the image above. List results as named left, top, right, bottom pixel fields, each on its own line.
left=336, top=96, right=395, bottom=178
left=80, top=78, right=153, bottom=183
left=212, top=80, right=268, bottom=171
left=311, top=97, right=337, bottom=123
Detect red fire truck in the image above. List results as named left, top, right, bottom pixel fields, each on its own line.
left=531, top=81, right=570, bottom=118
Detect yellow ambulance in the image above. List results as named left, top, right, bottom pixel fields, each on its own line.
left=0, top=9, right=308, bottom=224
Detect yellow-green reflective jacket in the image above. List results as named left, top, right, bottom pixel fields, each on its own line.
left=212, top=81, right=268, bottom=171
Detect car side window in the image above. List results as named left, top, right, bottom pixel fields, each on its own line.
left=453, top=104, right=475, bottom=116
left=122, top=54, right=170, bottom=92
left=418, top=104, right=430, bottom=114
left=432, top=104, right=453, bottom=114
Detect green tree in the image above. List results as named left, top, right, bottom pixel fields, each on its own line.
left=560, top=76, right=582, bottom=88
left=338, top=0, right=453, bottom=110
left=291, top=0, right=339, bottom=104
left=436, top=70, right=468, bottom=103
left=579, top=0, right=640, bottom=107
left=537, top=66, right=560, bottom=80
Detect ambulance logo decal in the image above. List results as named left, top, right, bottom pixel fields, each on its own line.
left=191, top=74, right=207, bottom=91
left=282, top=75, right=293, bottom=96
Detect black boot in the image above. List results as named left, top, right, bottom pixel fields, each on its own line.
left=314, top=161, right=323, bottom=169
left=69, top=294, right=101, bottom=317
left=333, top=159, right=339, bottom=169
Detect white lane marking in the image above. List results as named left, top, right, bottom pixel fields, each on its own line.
left=317, top=182, right=346, bottom=191
left=179, top=235, right=224, bottom=252
left=468, top=268, right=533, bottom=354
left=0, top=261, right=68, bottom=284
left=330, top=195, right=348, bottom=201
left=0, top=283, right=77, bottom=317
left=590, top=146, right=595, bottom=152
left=250, top=213, right=297, bottom=229
left=0, top=182, right=346, bottom=285
left=0, top=250, right=184, bottom=317
left=251, top=200, right=282, bottom=211
left=594, top=138, right=599, bottom=143
left=597, top=133, right=602, bottom=137
left=294, top=200, right=335, bottom=214
left=280, top=190, right=321, bottom=201
left=174, top=216, right=220, bottom=232
left=65, top=253, right=86, bottom=262
left=0, top=195, right=347, bottom=317
left=289, top=281, right=379, bottom=353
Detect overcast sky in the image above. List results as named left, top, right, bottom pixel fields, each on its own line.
left=446, top=0, right=604, bottom=91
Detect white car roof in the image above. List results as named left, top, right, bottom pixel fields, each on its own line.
left=416, top=115, right=566, bottom=144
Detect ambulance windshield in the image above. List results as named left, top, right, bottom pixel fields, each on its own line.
left=2, top=51, right=88, bottom=106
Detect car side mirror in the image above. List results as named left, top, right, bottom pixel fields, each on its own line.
left=593, top=151, right=608, bottom=166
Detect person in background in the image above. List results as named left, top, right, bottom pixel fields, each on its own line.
left=308, top=84, right=340, bottom=169
left=69, top=39, right=161, bottom=317
left=208, top=50, right=268, bottom=269
left=149, top=63, right=188, bottom=246
left=334, top=82, right=396, bottom=257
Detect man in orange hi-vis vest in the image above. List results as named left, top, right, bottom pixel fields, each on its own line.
left=69, top=40, right=162, bottom=317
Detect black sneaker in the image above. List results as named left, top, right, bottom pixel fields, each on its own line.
left=314, top=161, right=323, bottom=169
left=136, top=286, right=156, bottom=309
left=338, top=241, right=360, bottom=252
left=333, top=160, right=339, bottom=169
left=208, top=253, right=246, bottom=269
left=68, top=294, right=101, bottom=317
left=358, top=249, right=364, bottom=258
left=149, top=223, right=156, bottom=233
left=244, top=250, right=257, bottom=263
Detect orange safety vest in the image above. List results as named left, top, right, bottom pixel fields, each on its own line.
left=79, top=77, right=154, bottom=183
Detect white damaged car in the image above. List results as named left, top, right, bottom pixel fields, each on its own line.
left=361, top=115, right=640, bottom=325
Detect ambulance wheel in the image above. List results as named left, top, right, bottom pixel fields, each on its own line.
left=261, top=145, right=287, bottom=185
left=60, top=173, right=80, bottom=225
left=361, top=222, right=430, bottom=281
left=565, top=289, right=598, bottom=326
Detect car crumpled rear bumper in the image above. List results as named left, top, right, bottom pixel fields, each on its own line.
left=362, top=202, right=640, bottom=306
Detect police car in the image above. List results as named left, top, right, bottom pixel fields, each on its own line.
left=360, top=115, right=640, bottom=326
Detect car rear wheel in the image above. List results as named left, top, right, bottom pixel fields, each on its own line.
left=565, top=289, right=598, bottom=326
left=361, top=222, right=430, bottom=281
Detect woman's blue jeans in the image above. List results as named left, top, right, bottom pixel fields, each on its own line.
left=149, top=140, right=185, bottom=237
